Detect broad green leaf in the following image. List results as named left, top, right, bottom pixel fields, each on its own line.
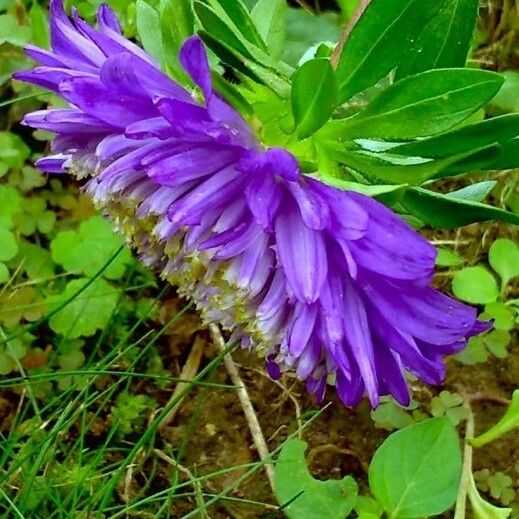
left=18, top=242, right=55, bottom=280
left=317, top=176, right=406, bottom=198
left=396, top=0, right=479, bottom=79
left=452, top=266, right=499, bottom=305
left=0, top=132, right=31, bottom=170
left=371, top=399, right=414, bottom=431
left=292, top=58, right=337, bottom=139
left=392, top=115, right=519, bottom=158
left=251, top=0, right=286, bottom=59
left=335, top=0, right=444, bottom=102
left=337, top=69, right=504, bottom=140
left=468, top=472, right=512, bottom=519
left=136, top=0, right=165, bottom=65
left=30, top=1, right=50, bottom=48
left=490, top=138, right=519, bottom=170
left=488, top=239, right=519, bottom=290
left=49, top=277, right=120, bottom=338
left=400, top=187, right=519, bottom=229
left=471, top=390, right=519, bottom=448
left=436, top=248, right=464, bottom=267
left=489, top=71, right=519, bottom=114
left=0, top=263, right=9, bottom=284
left=354, top=496, right=383, bottom=519
left=274, top=439, right=358, bottom=519
left=369, top=417, right=462, bottom=519
left=284, top=9, right=340, bottom=68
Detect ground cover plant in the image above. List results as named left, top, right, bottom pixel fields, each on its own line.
left=0, top=0, right=518, bottom=517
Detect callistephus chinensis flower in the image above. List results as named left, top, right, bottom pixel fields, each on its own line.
left=15, top=0, right=491, bottom=407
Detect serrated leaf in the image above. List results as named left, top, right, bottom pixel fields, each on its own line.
left=401, top=187, right=519, bottom=229
left=274, top=439, right=357, bottom=519
left=251, top=0, right=286, bottom=59
left=136, top=0, right=165, bottom=66
left=292, top=58, right=337, bottom=138
left=452, top=267, right=499, bottom=305
left=396, top=0, right=479, bottom=79
left=49, top=277, right=120, bottom=338
left=335, top=0, right=444, bottom=102
left=369, top=417, right=462, bottom=518
left=337, top=69, right=504, bottom=140
left=489, top=239, right=519, bottom=290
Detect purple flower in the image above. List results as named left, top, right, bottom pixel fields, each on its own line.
left=15, top=0, right=490, bottom=408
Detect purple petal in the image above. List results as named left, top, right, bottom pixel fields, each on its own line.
left=285, top=303, right=318, bottom=356
left=343, top=277, right=379, bottom=407
left=97, top=4, right=122, bottom=33
left=347, top=191, right=436, bottom=282
left=245, top=173, right=283, bottom=231
left=180, top=36, right=212, bottom=102
left=275, top=203, right=328, bottom=303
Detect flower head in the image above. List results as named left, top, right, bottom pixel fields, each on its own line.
left=15, top=0, right=490, bottom=407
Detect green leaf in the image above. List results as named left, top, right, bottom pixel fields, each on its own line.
left=489, top=71, right=519, bottom=114
left=0, top=262, right=9, bottom=284
left=49, top=277, right=120, bottom=338
left=369, top=417, right=462, bottom=519
left=468, top=472, right=512, bottom=519
left=491, top=138, right=519, bottom=170
left=136, top=0, right=165, bottom=66
left=208, top=0, right=266, bottom=50
left=400, top=187, right=519, bottom=229
left=489, top=239, right=519, bottom=290
left=452, top=266, right=499, bottom=305
left=392, top=115, right=519, bottom=159
left=335, top=0, right=444, bottom=102
left=0, top=228, right=18, bottom=262
left=19, top=243, right=55, bottom=280
left=50, top=215, right=132, bottom=281
left=292, top=58, right=337, bottom=139
left=323, top=144, right=494, bottom=186
left=0, top=14, right=31, bottom=46
left=354, top=496, right=384, bottom=519
left=396, top=0, right=479, bottom=79
left=337, top=69, right=504, bottom=140
left=483, top=302, right=515, bottom=332
left=471, top=390, right=519, bottom=448
left=371, top=399, right=414, bottom=431
left=436, top=248, right=465, bottom=267
left=30, top=1, right=50, bottom=48
left=251, top=0, right=286, bottom=59
left=274, top=439, right=358, bottom=519
left=284, top=9, right=340, bottom=68
left=0, top=132, right=31, bottom=170
left=160, top=0, right=194, bottom=76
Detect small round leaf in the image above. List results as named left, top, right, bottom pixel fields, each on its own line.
left=452, top=266, right=499, bottom=304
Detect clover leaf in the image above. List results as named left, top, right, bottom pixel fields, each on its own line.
left=51, top=215, right=132, bottom=280
left=48, top=277, right=120, bottom=338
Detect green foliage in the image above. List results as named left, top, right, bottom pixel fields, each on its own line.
left=338, top=69, right=504, bottom=140
left=111, top=390, right=158, bottom=436
left=274, top=439, right=358, bottom=519
left=291, top=58, right=337, bottom=138
left=489, top=239, right=519, bottom=292
left=51, top=215, right=132, bottom=281
left=49, top=277, right=120, bottom=338
left=471, top=390, right=519, bottom=448
left=369, top=417, right=462, bottom=518
left=452, top=266, right=500, bottom=305
left=431, top=391, right=469, bottom=426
